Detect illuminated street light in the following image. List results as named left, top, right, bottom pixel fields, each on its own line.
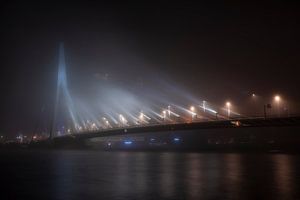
left=274, top=95, right=281, bottom=117
left=162, top=110, right=166, bottom=120
left=140, top=112, right=144, bottom=119
left=102, top=117, right=111, bottom=128
left=168, top=105, right=171, bottom=117
left=190, top=106, right=195, bottom=112
left=274, top=95, right=281, bottom=102
left=119, top=114, right=126, bottom=125
left=91, top=123, right=97, bottom=130
left=139, top=111, right=144, bottom=123
left=190, top=106, right=196, bottom=121
left=202, top=101, right=206, bottom=112
left=226, top=101, right=231, bottom=118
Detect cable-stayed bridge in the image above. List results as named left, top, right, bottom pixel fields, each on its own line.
left=46, top=44, right=299, bottom=148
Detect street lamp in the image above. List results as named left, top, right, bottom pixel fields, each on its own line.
left=139, top=111, right=144, bottom=124
left=274, top=95, right=281, bottom=117
left=119, top=114, right=126, bottom=126
left=190, top=106, right=196, bottom=121
left=274, top=95, right=281, bottom=102
left=250, top=93, right=259, bottom=117
left=168, top=105, right=171, bottom=117
left=162, top=110, right=166, bottom=121
left=190, top=106, right=195, bottom=112
left=226, top=101, right=231, bottom=118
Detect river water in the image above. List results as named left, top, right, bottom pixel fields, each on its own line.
left=1, top=150, right=300, bottom=200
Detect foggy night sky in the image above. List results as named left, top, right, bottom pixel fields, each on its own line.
left=0, top=1, right=299, bottom=136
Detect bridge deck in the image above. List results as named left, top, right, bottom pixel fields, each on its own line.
left=53, top=116, right=300, bottom=141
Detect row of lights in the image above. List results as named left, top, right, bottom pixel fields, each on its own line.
left=71, top=94, right=284, bottom=133
left=190, top=94, right=283, bottom=119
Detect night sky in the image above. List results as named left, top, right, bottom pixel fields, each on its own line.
left=0, top=1, right=299, bottom=136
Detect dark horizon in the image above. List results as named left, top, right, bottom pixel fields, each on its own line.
left=0, top=1, right=299, bottom=136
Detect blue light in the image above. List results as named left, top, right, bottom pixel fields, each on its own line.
left=124, top=141, right=132, bottom=145
left=52, top=43, right=79, bottom=137
left=150, top=138, right=155, bottom=141
left=174, top=137, right=180, bottom=142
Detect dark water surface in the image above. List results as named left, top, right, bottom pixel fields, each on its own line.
left=1, top=150, right=300, bottom=200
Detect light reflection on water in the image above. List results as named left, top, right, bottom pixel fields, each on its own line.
left=273, top=154, right=294, bottom=200
left=160, top=153, right=176, bottom=198
left=224, top=154, right=242, bottom=199
left=1, top=150, right=300, bottom=200
left=185, top=154, right=203, bottom=199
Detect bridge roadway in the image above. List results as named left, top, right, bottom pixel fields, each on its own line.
left=53, top=116, right=300, bottom=142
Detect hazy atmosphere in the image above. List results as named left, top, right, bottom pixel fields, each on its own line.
left=1, top=1, right=299, bottom=137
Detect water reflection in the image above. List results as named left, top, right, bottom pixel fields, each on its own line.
left=115, top=152, right=131, bottom=197
left=272, top=154, right=294, bottom=199
left=134, top=152, right=148, bottom=195
left=28, top=150, right=300, bottom=200
left=185, top=153, right=203, bottom=199
left=53, top=150, right=76, bottom=199
left=160, top=153, right=176, bottom=198
left=224, top=154, right=242, bottom=200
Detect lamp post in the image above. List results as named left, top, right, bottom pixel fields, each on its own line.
left=168, top=105, right=171, bottom=117
left=263, top=104, right=272, bottom=119
left=226, top=102, right=231, bottom=119
left=274, top=95, right=281, bottom=117
left=162, top=110, right=166, bottom=122
left=139, top=111, right=144, bottom=124
left=119, top=114, right=126, bottom=126
left=190, top=106, right=195, bottom=121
